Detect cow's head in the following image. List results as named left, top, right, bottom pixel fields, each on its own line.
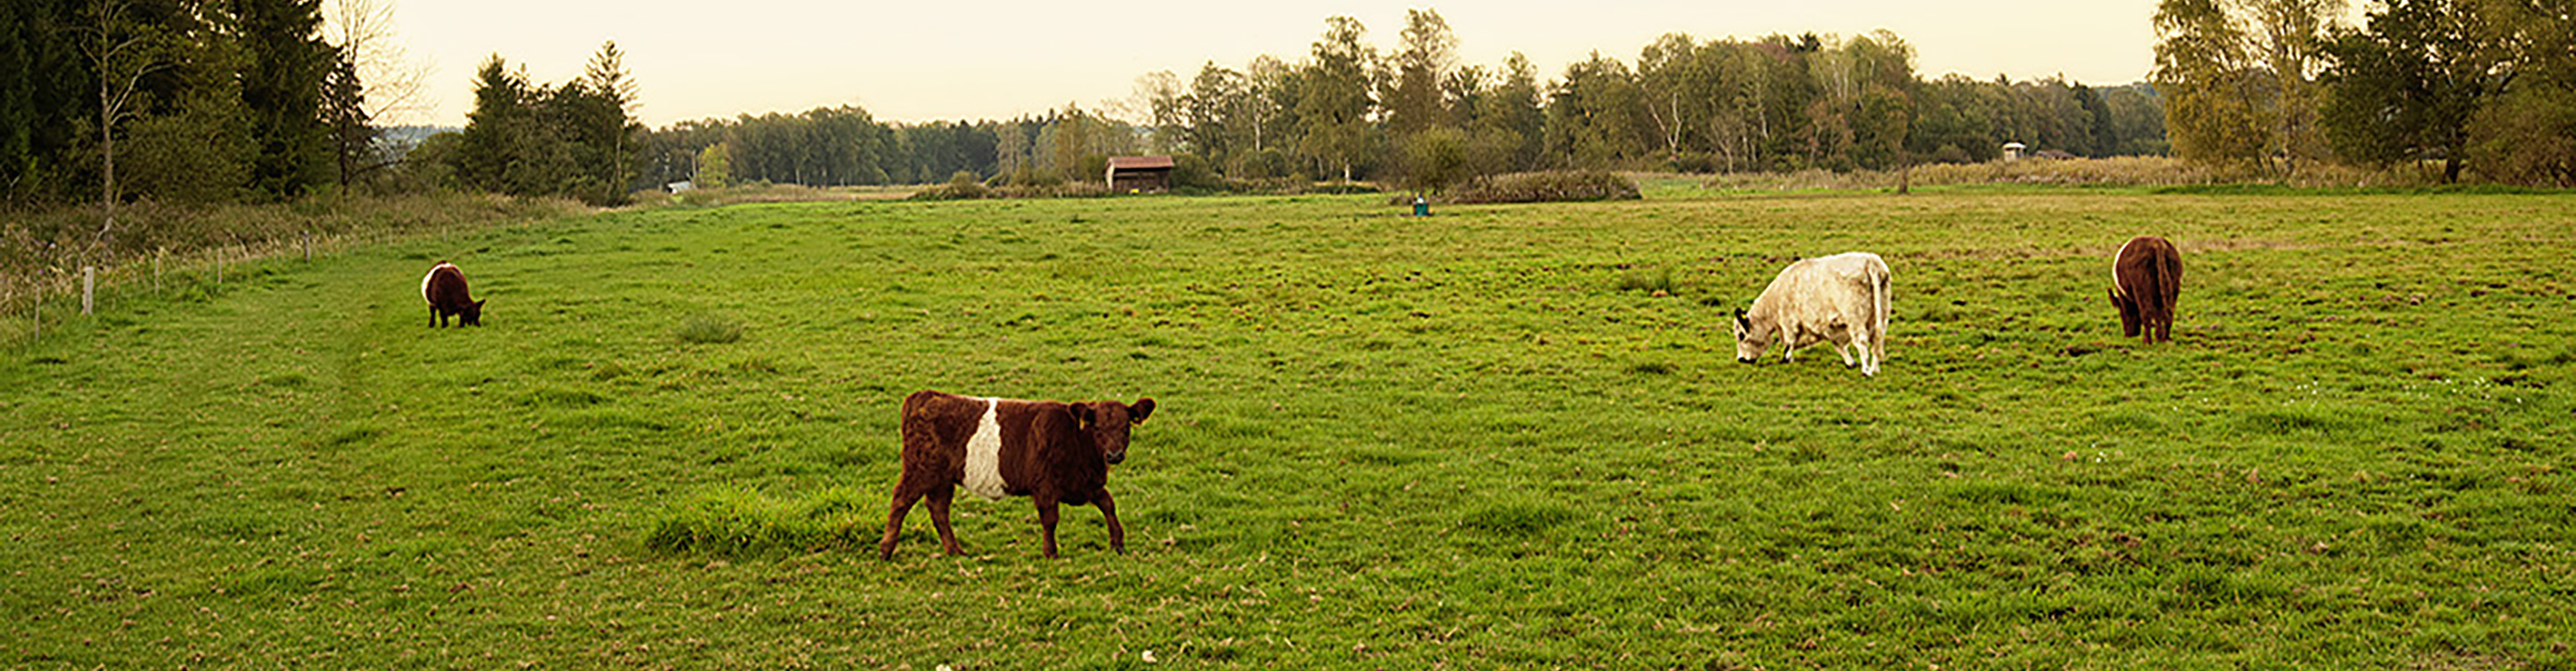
left=462, top=299, right=487, bottom=327
left=1730, top=308, right=1767, bottom=363
left=1067, top=397, right=1155, bottom=465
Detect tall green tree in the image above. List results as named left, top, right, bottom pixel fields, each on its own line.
left=1295, top=16, right=1377, bottom=182
left=2155, top=0, right=2345, bottom=175
left=1636, top=32, right=1716, bottom=162
left=1478, top=53, right=1545, bottom=171
left=2462, top=0, right=2576, bottom=186
left=78, top=0, right=183, bottom=253
left=576, top=40, right=641, bottom=200
left=2, top=0, right=90, bottom=202
left=1384, top=8, right=1456, bottom=138
left=230, top=0, right=336, bottom=200
left=453, top=55, right=537, bottom=194
left=322, top=53, right=372, bottom=187
left=2155, top=0, right=2273, bottom=169
left=2320, top=0, right=2493, bottom=182
left=1545, top=52, right=1648, bottom=166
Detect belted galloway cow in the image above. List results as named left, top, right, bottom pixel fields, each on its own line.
left=420, top=261, right=485, bottom=327
left=878, top=390, right=1156, bottom=559
left=2108, top=235, right=2182, bottom=344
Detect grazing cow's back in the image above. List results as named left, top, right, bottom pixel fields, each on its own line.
left=1732, top=251, right=1891, bottom=377
left=420, top=261, right=485, bottom=327
left=879, top=389, right=1155, bottom=559
left=2109, top=236, right=2182, bottom=344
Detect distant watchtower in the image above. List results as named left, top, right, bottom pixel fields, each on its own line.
left=1106, top=156, right=1175, bottom=192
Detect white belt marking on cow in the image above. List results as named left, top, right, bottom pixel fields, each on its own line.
left=2110, top=238, right=2135, bottom=298
left=422, top=263, right=458, bottom=302
left=961, top=398, right=1008, bottom=501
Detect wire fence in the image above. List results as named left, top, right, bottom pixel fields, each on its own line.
left=2, top=193, right=589, bottom=349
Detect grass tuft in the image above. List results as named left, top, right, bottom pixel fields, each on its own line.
left=644, top=488, right=877, bottom=557
left=1614, top=268, right=1676, bottom=294
left=1461, top=497, right=1579, bottom=536
left=674, top=314, right=744, bottom=344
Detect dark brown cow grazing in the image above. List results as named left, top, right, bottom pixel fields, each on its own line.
left=878, top=390, right=1155, bottom=559
left=2108, top=235, right=2182, bottom=344
left=420, top=261, right=485, bottom=327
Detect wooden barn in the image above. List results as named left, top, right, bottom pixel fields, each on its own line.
left=1105, top=156, right=1175, bottom=192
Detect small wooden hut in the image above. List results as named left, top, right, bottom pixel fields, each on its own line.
left=1105, top=156, right=1175, bottom=192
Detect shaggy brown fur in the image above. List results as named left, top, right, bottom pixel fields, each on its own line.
left=2109, top=236, right=2182, bottom=344
left=421, top=262, right=485, bottom=327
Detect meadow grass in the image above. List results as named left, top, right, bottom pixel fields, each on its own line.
left=3, top=188, right=2572, bottom=668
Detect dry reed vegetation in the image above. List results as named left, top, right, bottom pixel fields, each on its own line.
left=1690, top=156, right=2453, bottom=191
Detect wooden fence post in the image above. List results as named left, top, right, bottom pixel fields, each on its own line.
left=303, top=231, right=312, bottom=262
left=31, top=274, right=39, bottom=342
left=81, top=266, right=93, bottom=315
left=154, top=252, right=162, bottom=293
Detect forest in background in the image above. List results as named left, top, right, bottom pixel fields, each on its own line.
left=630, top=16, right=2170, bottom=194
left=5, top=1, right=2574, bottom=271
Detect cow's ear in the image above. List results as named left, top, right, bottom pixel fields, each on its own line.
left=1067, top=403, right=1095, bottom=429
left=1129, top=397, right=1155, bottom=424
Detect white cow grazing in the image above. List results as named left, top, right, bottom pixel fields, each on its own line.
left=1731, top=251, right=1891, bottom=377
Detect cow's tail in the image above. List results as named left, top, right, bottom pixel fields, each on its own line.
left=1872, top=258, right=1890, bottom=363
left=2145, top=243, right=2179, bottom=342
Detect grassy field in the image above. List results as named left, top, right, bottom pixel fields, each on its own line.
left=4, top=186, right=2572, bottom=669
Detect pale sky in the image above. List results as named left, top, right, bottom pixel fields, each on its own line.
left=386, top=0, right=2163, bottom=129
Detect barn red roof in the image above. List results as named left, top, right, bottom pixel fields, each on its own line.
left=1106, top=156, right=1174, bottom=170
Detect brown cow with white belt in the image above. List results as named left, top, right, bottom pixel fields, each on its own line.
left=877, top=389, right=1156, bottom=559
left=2109, top=235, right=2183, bottom=344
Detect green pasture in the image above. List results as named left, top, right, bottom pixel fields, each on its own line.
left=4, top=188, right=2572, bottom=668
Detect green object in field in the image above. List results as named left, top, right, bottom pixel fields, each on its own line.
left=1412, top=196, right=1430, bottom=217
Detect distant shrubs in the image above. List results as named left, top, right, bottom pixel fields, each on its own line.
left=911, top=174, right=1388, bottom=200
left=907, top=171, right=992, bottom=201
left=993, top=182, right=1116, bottom=199
left=1303, top=182, right=1383, bottom=195
left=1445, top=171, right=1640, bottom=204
left=1684, top=156, right=2445, bottom=191
left=675, top=314, right=743, bottom=344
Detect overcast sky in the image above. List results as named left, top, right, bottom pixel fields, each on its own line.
left=386, top=0, right=2166, bottom=129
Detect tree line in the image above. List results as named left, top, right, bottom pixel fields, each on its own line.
left=3, top=0, right=368, bottom=215
left=623, top=13, right=2166, bottom=192
left=408, top=43, right=642, bottom=206
left=2156, top=0, right=2576, bottom=185
left=1158, top=13, right=2171, bottom=191
left=631, top=105, right=1153, bottom=191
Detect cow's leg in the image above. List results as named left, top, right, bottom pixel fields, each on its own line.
left=429, top=306, right=440, bottom=328
left=877, top=482, right=928, bottom=560
left=925, top=486, right=963, bottom=556
left=1832, top=340, right=1856, bottom=368
left=1779, top=326, right=1799, bottom=362
left=1094, top=489, right=1126, bottom=555
left=1865, top=330, right=1885, bottom=377
left=2113, top=290, right=2141, bottom=340
left=1034, top=498, right=1063, bottom=558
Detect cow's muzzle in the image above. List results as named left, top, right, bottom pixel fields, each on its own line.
left=1106, top=451, right=1126, bottom=465
left=1736, top=356, right=1754, bottom=364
